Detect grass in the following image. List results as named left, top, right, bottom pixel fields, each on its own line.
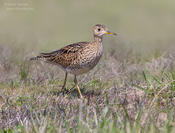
left=0, top=46, right=175, bottom=133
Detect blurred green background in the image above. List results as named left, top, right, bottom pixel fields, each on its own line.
left=0, top=0, right=175, bottom=54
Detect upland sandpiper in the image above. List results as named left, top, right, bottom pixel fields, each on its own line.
left=30, top=24, right=116, bottom=98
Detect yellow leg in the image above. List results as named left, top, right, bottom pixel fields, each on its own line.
left=61, top=72, right=68, bottom=90
left=74, top=75, right=83, bottom=98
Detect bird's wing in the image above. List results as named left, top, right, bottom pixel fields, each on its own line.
left=31, top=42, right=89, bottom=68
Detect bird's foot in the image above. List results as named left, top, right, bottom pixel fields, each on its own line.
left=57, top=87, right=70, bottom=96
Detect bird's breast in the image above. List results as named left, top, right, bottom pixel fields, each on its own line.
left=66, top=43, right=103, bottom=75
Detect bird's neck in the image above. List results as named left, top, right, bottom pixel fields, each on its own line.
left=93, top=35, right=103, bottom=56
left=94, top=35, right=103, bottom=44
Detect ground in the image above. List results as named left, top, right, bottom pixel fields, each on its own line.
left=0, top=44, right=175, bottom=133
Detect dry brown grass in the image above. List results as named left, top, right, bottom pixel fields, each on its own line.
left=0, top=44, right=175, bottom=132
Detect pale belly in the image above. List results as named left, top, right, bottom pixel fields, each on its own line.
left=65, top=55, right=102, bottom=75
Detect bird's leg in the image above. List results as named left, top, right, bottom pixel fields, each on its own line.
left=74, top=75, right=83, bottom=98
left=61, top=72, right=68, bottom=91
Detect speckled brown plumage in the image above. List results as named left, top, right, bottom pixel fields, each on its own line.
left=30, top=24, right=116, bottom=98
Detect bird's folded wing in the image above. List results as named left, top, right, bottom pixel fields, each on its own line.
left=39, top=42, right=89, bottom=67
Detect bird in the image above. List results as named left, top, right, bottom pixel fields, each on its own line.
left=30, top=24, right=116, bottom=98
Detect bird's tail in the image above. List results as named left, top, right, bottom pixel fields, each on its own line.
left=30, top=56, right=43, bottom=61
left=30, top=52, right=55, bottom=61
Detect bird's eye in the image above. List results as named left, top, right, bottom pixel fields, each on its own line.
left=97, top=28, right=101, bottom=32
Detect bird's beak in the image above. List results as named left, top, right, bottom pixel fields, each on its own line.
left=105, top=31, right=117, bottom=36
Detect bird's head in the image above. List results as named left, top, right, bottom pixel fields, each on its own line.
left=93, top=24, right=117, bottom=37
